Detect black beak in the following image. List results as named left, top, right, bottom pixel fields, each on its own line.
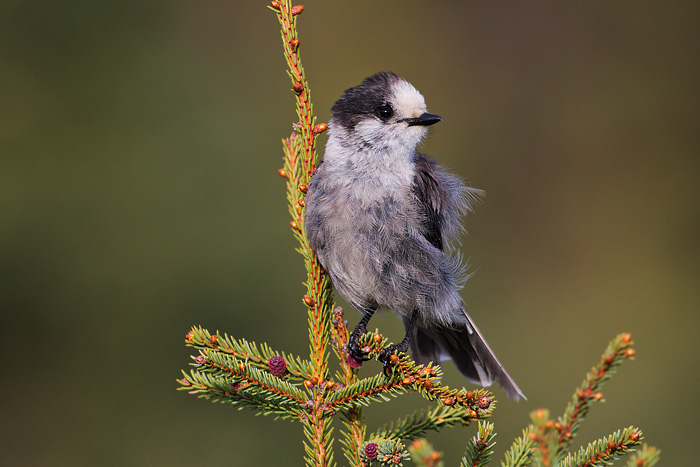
left=405, top=112, right=443, bottom=127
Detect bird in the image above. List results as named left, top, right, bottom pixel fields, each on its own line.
left=304, top=71, right=524, bottom=400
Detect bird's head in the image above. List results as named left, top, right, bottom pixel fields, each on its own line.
left=328, top=72, right=442, bottom=154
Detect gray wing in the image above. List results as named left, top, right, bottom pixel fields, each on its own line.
left=408, top=153, right=524, bottom=400
left=412, top=152, right=482, bottom=253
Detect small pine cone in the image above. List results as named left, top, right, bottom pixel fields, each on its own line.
left=364, top=443, right=378, bottom=460
left=477, top=395, right=491, bottom=409
left=268, top=355, right=287, bottom=376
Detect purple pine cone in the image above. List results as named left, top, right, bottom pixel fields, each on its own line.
left=364, top=442, right=378, bottom=460
left=268, top=355, right=287, bottom=376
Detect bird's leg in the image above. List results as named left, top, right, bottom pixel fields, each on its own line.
left=347, top=306, right=377, bottom=362
left=379, top=308, right=419, bottom=376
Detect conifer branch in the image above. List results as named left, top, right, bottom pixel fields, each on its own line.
left=270, top=1, right=333, bottom=465
left=555, top=333, right=637, bottom=457
left=355, top=333, right=496, bottom=420
left=624, top=444, right=660, bottom=467
left=372, top=405, right=474, bottom=442
left=559, top=426, right=643, bottom=467
left=330, top=307, right=366, bottom=466
left=500, top=427, right=536, bottom=467
left=361, top=439, right=411, bottom=466
left=184, top=326, right=314, bottom=380
left=179, top=366, right=304, bottom=419
left=461, top=421, right=497, bottom=467
left=409, top=438, right=444, bottom=467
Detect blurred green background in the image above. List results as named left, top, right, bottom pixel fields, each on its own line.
left=1, top=1, right=698, bottom=465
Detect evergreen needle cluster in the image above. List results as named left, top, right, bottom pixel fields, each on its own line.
left=177, top=2, right=660, bottom=466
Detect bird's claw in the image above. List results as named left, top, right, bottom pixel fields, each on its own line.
left=379, top=344, right=403, bottom=376
left=348, top=326, right=371, bottom=362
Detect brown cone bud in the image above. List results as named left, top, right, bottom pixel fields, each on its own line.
left=477, top=395, right=491, bottom=409
left=313, top=123, right=328, bottom=134
left=303, top=294, right=315, bottom=307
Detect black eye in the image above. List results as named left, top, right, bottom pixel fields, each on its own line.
left=377, top=105, right=393, bottom=120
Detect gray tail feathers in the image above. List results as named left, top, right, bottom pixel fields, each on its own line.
left=403, top=308, right=525, bottom=400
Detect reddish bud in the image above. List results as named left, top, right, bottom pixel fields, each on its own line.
left=470, top=409, right=478, bottom=418
left=625, top=348, right=636, bottom=357
left=347, top=354, right=363, bottom=369
left=465, top=391, right=474, bottom=399
left=604, top=354, right=614, bottom=365
left=291, top=4, right=304, bottom=15
left=423, top=380, right=432, bottom=389
left=278, top=168, right=288, bottom=178
left=185, top=332, right=194, bottom=342
left=313, top=123, right=328, bottom=134
left=607, top=441, right=618, bottom=450
left=373, top=333, right=382, bottom=343
left=293, top=81, right=304, bottom=93
left=299, top=184, right=308, bottom=193
left=179, top=378, right=192, bottom=387
left=303, top=294, right=315, bottom=307
left=194, top=355, right=206, bottom=365
left=297, top=199, right=305, bottom=207
left=621, top=333, right=632, bottom=345
left=290, top=220, right=300, bottom=231
left=629, top=432, right=640, bottom=442
left=209, top=335, right=218, bottom=345
left=402, top=377, right=411, bottom=385
left=268, top=355, right=287, bottom=376
left=444, top=397, right=454, bottom=406
left=269, top=1, right=281, bottom=10
left=238, top=362, right=246, bottom=371
left=289, top=38, right=300, bottom=49
left=593, top=392, right=604, bottom=400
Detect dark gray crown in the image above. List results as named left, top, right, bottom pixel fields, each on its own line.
left=330, top=71, right=402, bottom=130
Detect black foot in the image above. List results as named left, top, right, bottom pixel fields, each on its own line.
left=378, top=341, right=409, bottom=376
left=348, top=324, right=371, bottom=362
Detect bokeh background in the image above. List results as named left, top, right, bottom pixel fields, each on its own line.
left=2, top=1, right=698, bottom=465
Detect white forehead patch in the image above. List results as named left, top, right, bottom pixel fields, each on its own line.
left=390, top=79, right=428, bottom=119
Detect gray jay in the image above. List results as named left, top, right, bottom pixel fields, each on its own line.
left=304, top=71, right=524, bottom=400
